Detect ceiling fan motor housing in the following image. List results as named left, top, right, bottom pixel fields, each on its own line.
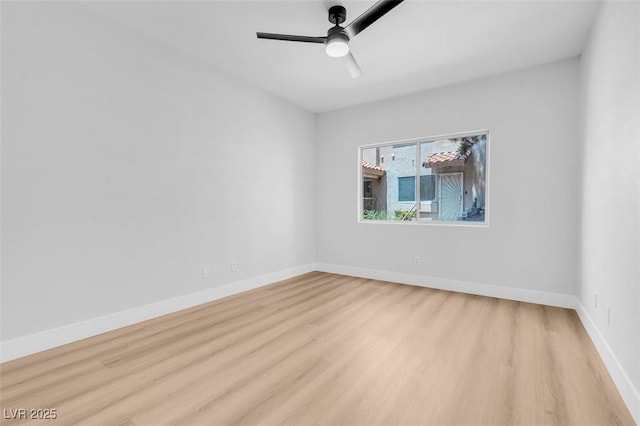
left=328, top=5, right=347, bottom=25
left=327, top=25, right=350, bottom=43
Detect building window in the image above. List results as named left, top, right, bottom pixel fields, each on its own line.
left=363, top=180, right=376, bottom=210
left=398, top=177, right=415, bottom=201
left=359, top=131, right=489, bottom=224
left=398, top=176, right=436, bottom=202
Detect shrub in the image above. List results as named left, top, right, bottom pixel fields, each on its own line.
left=395, top=209, right=416, bottom=220
left=362, top=210, right=388, bottom=220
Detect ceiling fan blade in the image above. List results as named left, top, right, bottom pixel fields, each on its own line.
left=343, top=51, right=363, bottom=79
left=256, top=32, right=327, bottom=44
left=345, top=0, right=404, bottom=38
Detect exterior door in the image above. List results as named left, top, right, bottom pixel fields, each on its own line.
left=439, top=173, right=463, bottom=221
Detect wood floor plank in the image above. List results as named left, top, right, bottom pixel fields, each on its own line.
left=0, top=273, right=635, bottom=426
left=15, top=277, right=368, bottom=424
left=0, top=272, right=328, bottom=392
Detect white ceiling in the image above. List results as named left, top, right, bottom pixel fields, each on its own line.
left=80, top=0, right=599, bottom=113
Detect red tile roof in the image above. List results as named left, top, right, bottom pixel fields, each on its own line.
left=361, top=160, right=385, bottom=172
left=423, top=151, right=466, bottom=166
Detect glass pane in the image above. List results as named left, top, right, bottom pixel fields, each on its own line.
left=419, top=135, right=487, bottom=222
left=361, top=147, right=389, bottom=220
left=361, top=143, right=417, bottom=221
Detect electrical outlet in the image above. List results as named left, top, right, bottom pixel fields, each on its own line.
left=607, top=305, right=611, bottom=326
left=594, top=292, right=598, bottom=309
left=414, top=256, right=421, bottom=265
left=202, top=266, right=210, bottom=279
left=231, top=262, right=239, bottom=272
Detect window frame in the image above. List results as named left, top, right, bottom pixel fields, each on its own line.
left=357, top=129, right=490, bottom=227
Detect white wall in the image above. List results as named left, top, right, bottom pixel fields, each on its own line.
left=316, top=59, right=581, bottom=296
left=1, top=3, right=316, bottom=341
left=579, top=0, right=640, bottom=396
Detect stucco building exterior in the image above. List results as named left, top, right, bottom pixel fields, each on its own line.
left=361, top=136, right=487, bottom=222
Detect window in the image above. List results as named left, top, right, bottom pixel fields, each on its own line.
left=398, top=177, right=415, bottom=201
left=398, top=176, right=436, bottom=202
left=363, top=180, right=376, bottom=210
left=359, top=131, right=489, bottom=224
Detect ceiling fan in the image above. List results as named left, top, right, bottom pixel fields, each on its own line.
left=256, top=0, right=404, bottom=79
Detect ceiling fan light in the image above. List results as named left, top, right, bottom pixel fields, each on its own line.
left=325, top=37, right=349, bottom=58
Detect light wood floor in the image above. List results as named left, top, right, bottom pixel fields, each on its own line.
left=0, top=272, right=634, bottom=425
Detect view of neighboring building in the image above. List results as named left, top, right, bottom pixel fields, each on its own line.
left=361, top=134, right=487, bottom=223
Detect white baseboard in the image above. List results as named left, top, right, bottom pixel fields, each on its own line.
left=575, top=302, right=640, bottom=424
left=316, top=263, right=576, bottom=308
left=0, top=263, right=317, bottom=363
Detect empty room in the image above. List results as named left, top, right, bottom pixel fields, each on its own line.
left=1, top=0, right=639, bottom=425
